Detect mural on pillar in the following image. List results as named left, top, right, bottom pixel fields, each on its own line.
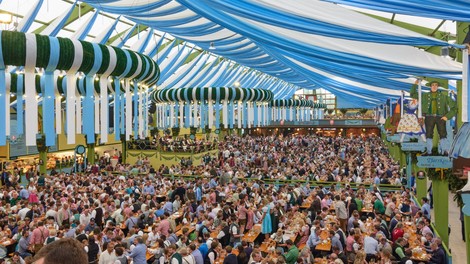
left=396, top=98, right=425, bottom=143
left=410, top=80, right=457, bottom=156
left=384, top=98, right=400, bottom=135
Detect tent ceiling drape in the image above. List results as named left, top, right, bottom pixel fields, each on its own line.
left=0, top=0, right=466, bottom=107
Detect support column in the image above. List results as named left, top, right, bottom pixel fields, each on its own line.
left=399, top=150, right=406, bottom=169
left=121, top=137, right=127, bottom=164
left=406, top=153, right=412, bottom=189
left=415, top=170, right=427, bottom=203
left=87, top=143, right=95, bottom=166
left=465, top=215, right=470, bottom=264
left=36, top=135, right=48, bottom=175
left=433, top=177, right=449, bottom=247
left=457, top=22, right=470, bottom=129
left=458, top=20, right=470, bottom=264
left=39, top=150, right=47, bottom=175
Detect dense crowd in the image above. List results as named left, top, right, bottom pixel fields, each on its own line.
left=0, top=134, right=445, bottom=264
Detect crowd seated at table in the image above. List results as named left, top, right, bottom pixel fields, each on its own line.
left=151, top=136, right=218, bottom=153
left=0, top=134, right=445, bottom=264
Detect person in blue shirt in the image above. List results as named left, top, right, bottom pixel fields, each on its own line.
left=195, top=184, right=202, bottom=202
left=84, top=218, right=97, bottom=233
left=421, top=197, right=431, bottom=220
left=128, top=236, right=147, bottom=264
left=143, top=182, right=155, bottom=196
left=306, top=228, right=321, bottom=257
left=198, top=234, right=210, bottom=259
left=190, top=243, right=204, bottom=264
left=155, top=204, right=165, bottom=218
left=19, top=186, right=29, bottom=200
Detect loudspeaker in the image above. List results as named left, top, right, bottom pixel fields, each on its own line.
left=441, top=47, right=449, bottom=57
left=463, top=25, right=470, bottom=44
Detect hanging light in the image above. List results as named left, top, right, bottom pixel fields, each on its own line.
left=209, top=42, right=216, bottom=50
left=0, top=13, right=12, bottom=24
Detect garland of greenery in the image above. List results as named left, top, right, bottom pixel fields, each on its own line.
left=161, top=155, right=175, bottom=161
left=1, top=31, right=160, bottom=85
left=270, top=99, right=325, bottom=108
left=152, top=87, right=273, bottom=103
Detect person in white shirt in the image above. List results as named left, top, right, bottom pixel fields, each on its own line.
left=147, top=226, right=160, bottom=246
left=99, top=242, right=117, bottom=264
left=180, top=247, right=196, bottom=264
left=80, top=208, right=92, bottom=227
left=18, top=204, right=31, bottom=220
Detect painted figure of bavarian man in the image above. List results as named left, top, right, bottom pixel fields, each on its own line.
left=410, top=79, right=457, bottom=155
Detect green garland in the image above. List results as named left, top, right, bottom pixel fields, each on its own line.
left=161, top=155, right=175, bottom=161
left=152, top=87, right=274, bottom=103
left=1, top=31, right=160, bottom=86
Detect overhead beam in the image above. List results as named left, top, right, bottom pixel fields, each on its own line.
left=430, top=20, right=447, bottom=37
left=361, top=12, right=456, bottom=39
left=32, top=2, right=94, bottom=34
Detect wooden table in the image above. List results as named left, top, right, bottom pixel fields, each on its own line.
left=242, top=224, right=261, bottom=243
left=0, top=239, right=15, bottom=247
left=175, top=224, right=196, bottom=236
left=411, top=251, right=431, bottom=263
left=210, top=227, right=221, bottom=239
left=315, top=230, right=331, bottom=252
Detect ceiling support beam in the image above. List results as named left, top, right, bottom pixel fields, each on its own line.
left=430, top=20, right=447, bottom=37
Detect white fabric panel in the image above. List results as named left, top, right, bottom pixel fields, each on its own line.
left=24, top=34, right=37, bottom=146
left=170, top=27, right=238, bottom=42
left=94, top=91, right=100, bottom=134
left=224, top=66, right=245, bottom=87
left=159, top=45, right=180, bottom=71
left=237, top=101, right=242, bottom=128
left=125, top=80, right=132, bottom=140
left=131, top=29, right=153, bottom=52
left=40, top=6, right=72, bottom=35
left=462, top=49, right=468, bottom=122
left=71, top=11, right=97, bottom=39
left=222, top=101, right=228, bottom=128
left=138, top=90, right=143, bottom=138
left=203, top=61, right=230, bottom=87
left=75, top=90, right=82, bottom=134
left=169, top=103, right=174, bottom=128
left=152, top=40, right=173, bottom=61
left=94, top=20, right=118, bottom=43
left=258, top=0, right=442, bottom=40
left=99, top=78, right=109, bottom=143
left=247, top=19, right=461, bottom=72
left=159, top=52, right=207, bottom=89
left=16, top=0, right=42, bottom=32
left=5, top=74, right=10, bottom=136
left=193, top=61, right=224, bottom=87
left=110, top=27, right=132, bottom=46
left=54, top=72, right=61, bottom=134
left=174, top=54, right=209, bottom=87
left=184, top=59, right=218, bottom=87
left=66, top=74, right=76, bottom=144
left=287, top=57, right=404, bottom=96
left=179, top=103, right=184, bottom=127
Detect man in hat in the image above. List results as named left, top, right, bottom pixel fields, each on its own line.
left=410, top=79, right=457, bottom=155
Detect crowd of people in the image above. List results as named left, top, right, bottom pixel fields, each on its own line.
left=0, top=134, right=446, bottom=264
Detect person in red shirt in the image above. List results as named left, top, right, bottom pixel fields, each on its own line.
left=391, top=223, right=404, bottom=242
left=30, top=221, right=49, bottom=252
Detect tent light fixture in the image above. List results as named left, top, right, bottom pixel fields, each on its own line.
left=209, top=42, right=216, bottom=50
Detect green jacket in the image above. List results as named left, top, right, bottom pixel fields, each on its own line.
left=410, top=84, right=457, bottom=119
left=284, top=245, right=299, bottom=264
